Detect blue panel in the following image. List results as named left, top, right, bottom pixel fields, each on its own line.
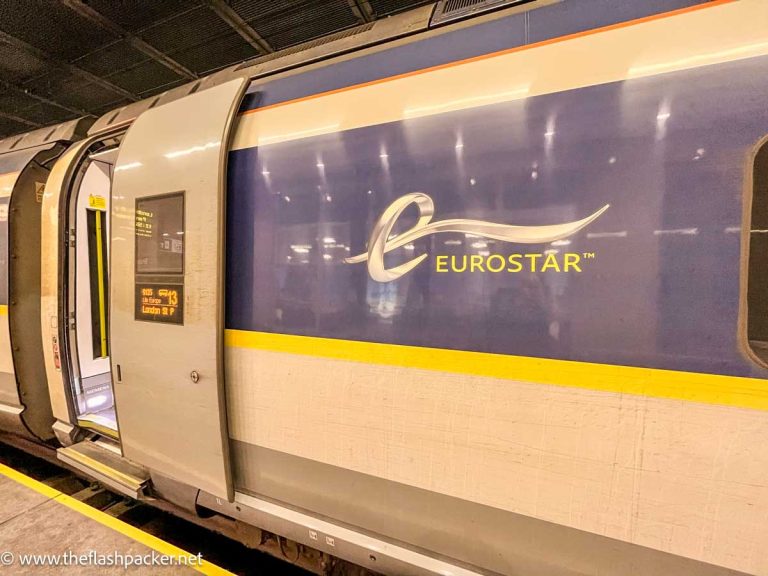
left=241, top=0, right=704, bottom=112
left=227, top=55, right=768, bottom=379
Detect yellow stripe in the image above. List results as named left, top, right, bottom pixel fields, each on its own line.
left=62, top=448, right=139, bottom=488
left=0, top=461, right=234, bottom=576
left=94, top=210, right=108, bottom=358
left=225, top=329, right=768, bottom=412
left=77, top=418, right=120, bottom=441
left=0, top=305, right=7, bottom=316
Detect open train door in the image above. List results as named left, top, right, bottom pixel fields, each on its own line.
left=0, top=120, right=91, bottom=441
left=110, top=78, right=248, bottom=500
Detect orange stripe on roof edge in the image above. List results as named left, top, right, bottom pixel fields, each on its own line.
left=239, top=0, right=736, bottom=117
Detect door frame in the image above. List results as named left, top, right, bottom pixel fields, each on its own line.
left=41, top=128, right=126, bottom=446
left=65, top=141, right=121, bottom=439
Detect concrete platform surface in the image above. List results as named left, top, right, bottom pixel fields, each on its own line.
left=0, top=470, right=220, bottom=575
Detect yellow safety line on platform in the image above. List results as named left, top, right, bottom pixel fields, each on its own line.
left=0, top=461, right=234, bottom=576
left=226, top=329, right=768, bottom=412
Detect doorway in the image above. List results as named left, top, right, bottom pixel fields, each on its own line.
left=69, top=145, right=119, bottom=438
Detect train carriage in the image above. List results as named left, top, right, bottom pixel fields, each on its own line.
left=0, top=0, right=767, bottom=574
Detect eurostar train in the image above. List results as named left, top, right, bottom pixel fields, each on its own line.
left=0, top=0, right=767, bottom=574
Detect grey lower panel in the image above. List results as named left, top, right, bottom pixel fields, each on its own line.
left=0, top=371, right=20, bottom=407
left=0, top=373, right=31, bottom=439
left=0, top=401, right=27, bottom=437
left=230, top=440, right=749, bottom=576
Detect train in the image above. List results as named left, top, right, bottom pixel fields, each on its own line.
left=0, top=0, right=766, bottom=574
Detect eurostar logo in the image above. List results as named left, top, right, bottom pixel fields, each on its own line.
left=345, top=192, right=609, bottom=282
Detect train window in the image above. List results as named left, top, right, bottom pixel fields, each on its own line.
left=134, top=192, right=185, bottom=325
left=135, top=192, right=184, bottom=275
left=748, top=140, right=768, bottom=363
left=86, top=208, right=109, bottom=359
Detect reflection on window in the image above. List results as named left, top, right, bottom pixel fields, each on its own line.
left=277, top=223, right=353, bottom=328
left=135, top=193, right=184, bottom=274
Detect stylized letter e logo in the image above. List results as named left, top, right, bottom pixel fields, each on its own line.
left=363, top=192, right=433, bottom=282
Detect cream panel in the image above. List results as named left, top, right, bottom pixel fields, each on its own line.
left=41, top=141, right=94, bottom=424
left=231, top=0, right=768, bottom=151
left=0, top=314, right=12, bottom=377
left=226, top=347, right=768, bottom=575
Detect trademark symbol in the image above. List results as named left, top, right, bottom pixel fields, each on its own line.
left=582, top=252, right=596, bottom=259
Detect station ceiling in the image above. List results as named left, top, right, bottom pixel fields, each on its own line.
left=0, top=0, right=432, bottom=138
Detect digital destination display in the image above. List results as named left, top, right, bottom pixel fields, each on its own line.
left=135, top=283, right=184, bottom=324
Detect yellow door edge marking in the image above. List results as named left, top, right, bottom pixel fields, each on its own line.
left=0, top=461, right=235, bottom=576
left=61, top=448, right=142, bottom=489
left=0, top=305, right=7, bottom=316
left=225, top=329, right=768, bottom=412
left=94, top=210, right=108, bottom=358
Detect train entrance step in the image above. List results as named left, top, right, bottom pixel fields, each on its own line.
left=57, top=440, right=149, bottom=499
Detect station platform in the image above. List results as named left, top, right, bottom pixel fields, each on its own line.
left=0, top=461, right=228, bottom=575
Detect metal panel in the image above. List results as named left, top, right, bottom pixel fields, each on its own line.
left=430, top=0, right=533, bottom=26
left=110, top=78, right=247, bottom=500
left=0, top=118, right=91, bottom=155
left=199, top=489, right=489, bottom=576
left=235, top=21, right=375, bottom=70
left=87, top=81, right=204, bottom=136
left=234, top=6, right=432, bottom=79
left=57, top=440, right=149, bottom=498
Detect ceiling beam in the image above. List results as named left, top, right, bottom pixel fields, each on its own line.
left=0, top=78, right=94, bottom=118
left=346, top=0, right=375, bottom=23
left=0, top=110, right=43, bottom=129
left=204, top=0, right=274, bottom=54
left=59, top=0, right=198, bottom=81
left=0, top=30, right=139, bottom=102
